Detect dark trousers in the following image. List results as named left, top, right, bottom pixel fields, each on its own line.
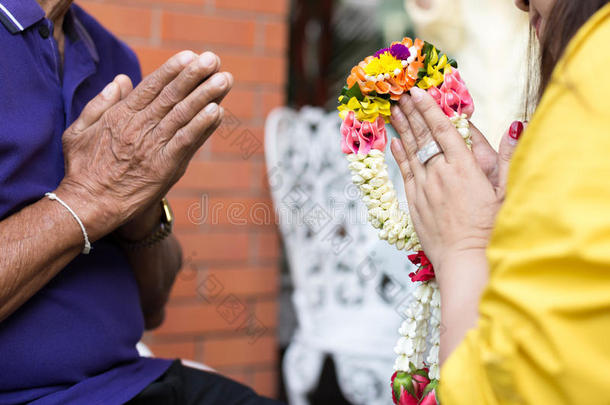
left=127, top=360, right=286, bottom=405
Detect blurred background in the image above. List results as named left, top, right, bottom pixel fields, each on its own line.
left=81, top=0, right=527, bottom=403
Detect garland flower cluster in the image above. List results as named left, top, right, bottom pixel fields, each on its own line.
left=337, top=38, right=474, bottom=405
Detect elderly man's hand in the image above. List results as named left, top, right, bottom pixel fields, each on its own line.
left=56, top=51, right=233, bottom=240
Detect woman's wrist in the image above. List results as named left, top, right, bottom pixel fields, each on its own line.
left=435, top=247, right=488, bottom=289
left=435, top=247, right=490, bottom=363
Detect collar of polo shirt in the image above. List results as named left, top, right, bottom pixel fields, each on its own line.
left=0, top=0, right=99, bottom=63
left=0, top=0, right=45, bottom=34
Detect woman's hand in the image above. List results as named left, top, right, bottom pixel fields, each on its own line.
left=389, top=87, right=520, bottom=275
left=57, top=51, right=233, bottom=241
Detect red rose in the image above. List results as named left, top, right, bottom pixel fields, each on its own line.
left=412, top=372, right=430, bottom=398
left=407, top=251, right=436, bottom=282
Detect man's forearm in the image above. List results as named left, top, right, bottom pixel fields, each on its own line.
left=122, top=235, right=182, bottom=330
left=0, top=188, right=108, bottom=322
left=436, top=249, right=489, bottom=364
left=115, top=202, right=183, bottom=330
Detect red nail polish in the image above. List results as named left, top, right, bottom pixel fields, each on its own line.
left=509, top=121, right=524, bottom=141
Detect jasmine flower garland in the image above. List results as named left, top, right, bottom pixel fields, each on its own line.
left=338, top=38, right=475, bottom=405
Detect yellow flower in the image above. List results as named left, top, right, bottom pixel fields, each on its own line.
left=364, top=53, right=403, bottom=77
left=338, top=96, right=391, bottom=123
left=417, top=47, right=452, bottom=89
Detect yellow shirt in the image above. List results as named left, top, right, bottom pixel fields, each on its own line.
left=440, top=4, right=610, bottom=404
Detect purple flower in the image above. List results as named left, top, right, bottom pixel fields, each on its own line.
left=373, top=47, right=390, bottom=58
left=390, top=43, right=410, bottom=60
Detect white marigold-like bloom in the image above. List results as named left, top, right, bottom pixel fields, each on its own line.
left=426, top=343, right=440, bottom=362
left=394, top=336, right=415, bottom=356
left=394, top=354, right=410, bottom=372
left=399, top=319, right=418, bottom=337
left=428, top=362, right=440, bottom=381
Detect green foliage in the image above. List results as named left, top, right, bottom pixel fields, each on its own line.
left=339, top=84, right=364, bottom=104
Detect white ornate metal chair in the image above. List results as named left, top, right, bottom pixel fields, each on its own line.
left=265, top=107, right=418, bottom=405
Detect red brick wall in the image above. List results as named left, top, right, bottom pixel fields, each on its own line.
left=79, top=0, right=288, bottom=398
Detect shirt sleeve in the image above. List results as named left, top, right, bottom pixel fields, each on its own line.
left=439, top=5, right=610, bottom=404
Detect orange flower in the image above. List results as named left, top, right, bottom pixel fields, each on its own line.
left=345, top=38, right=425, bottom=101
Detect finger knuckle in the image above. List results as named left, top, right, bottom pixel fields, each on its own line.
left=399, top=162, right=413, bottom=180
left=196, top=82, right=216, bottom=103
left=127, top=81, right=158, bottom=111
left=184, top=60, right=204, bottom=81
left=431, top=120, right=450, bottom=136
left=157, top=85, right=181, bottom=110
left=166, top=52, right=191, bottom=73
left=171, top=130, right=193, bottom=152
left=169, top=102, right=192, bottom=126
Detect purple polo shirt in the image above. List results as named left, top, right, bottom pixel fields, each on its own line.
left=0, top=1, right=172, bottom=404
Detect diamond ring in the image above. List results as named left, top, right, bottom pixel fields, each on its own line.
left=416, top=141, right=443, bottom=165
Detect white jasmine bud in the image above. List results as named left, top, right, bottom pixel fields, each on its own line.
left=351, top=175, right=365, bottom=184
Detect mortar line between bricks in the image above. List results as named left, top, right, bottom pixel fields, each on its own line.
left=174, top=256, right=280, bottom=267
left=166, top=293, right=281, bottom=306
left=168, top=189, right=274, bottom=198
left=153, top=331, right=278, bottom=342
left=167, top=7, right=287, bottom=22
left=123, top=36, right=287, bottom=58
left=195, top=338, right=205, bottom=362
left=149, top=337, right=279, bottom=349
left=150, top=7, right=162, bottom=47
left=174, top=223, right=278, bottom=230
left=168, top=192, right=274, bottom=201
left=254, top=16, right=265, bottom=54
left=176, top=258, right=279, bottom=265
left=99, top=0, right=287, bottom=19
left=156, top=41, right=287, bottom=59
left=205, top=0, right=215, bottom=12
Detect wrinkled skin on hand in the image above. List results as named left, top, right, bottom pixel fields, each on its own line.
left=58, top=51, right=233, bottom=240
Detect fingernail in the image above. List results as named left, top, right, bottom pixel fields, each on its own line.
left=204, top=103, right=218, bottom=114
left=211, top=73, right=227, bottom=88
left=508, top=120, right=524, bottom=144
left=178, top=51, right=196, bottom=66
left=102, top=82, right=117, bottom=99
left=199, top=52, right=216, bottom=68
left=410, top=87, right=425, bottom=102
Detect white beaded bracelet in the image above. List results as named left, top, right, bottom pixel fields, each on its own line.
left=45, top=192, right=92, bottom=254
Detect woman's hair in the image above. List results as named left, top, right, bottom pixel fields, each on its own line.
left=527, top=0, right=609, bottom=114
